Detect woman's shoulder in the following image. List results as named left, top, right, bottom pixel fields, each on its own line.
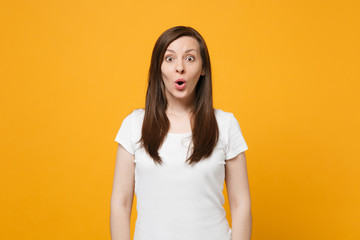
left=132, top=107, right=145, bottom=116
left=120, top=108, right=145, bottom=126
left=214, top=108, right=233, bottom=120
left=214, top=108, right=242, bottom=131
left=125, top=107, right=145, bottom=118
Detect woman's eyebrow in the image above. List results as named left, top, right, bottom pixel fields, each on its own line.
left=166, top=49, right=197, bottom=53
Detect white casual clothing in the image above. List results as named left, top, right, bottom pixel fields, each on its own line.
left=115, top=108, right=248, bottom=240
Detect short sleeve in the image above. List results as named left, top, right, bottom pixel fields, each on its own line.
left=115, top=112, right=135, bottom=155
left=225, top=113, right=248, bottom=160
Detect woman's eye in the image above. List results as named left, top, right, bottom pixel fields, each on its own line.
left=165, top=56, right=174, bottom=61
left=165, top=56, right=194, bottom=62
left=186, top=56, right=195, bottom=61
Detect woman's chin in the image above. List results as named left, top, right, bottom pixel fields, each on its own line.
left=170, top=92, right=191, bottom=100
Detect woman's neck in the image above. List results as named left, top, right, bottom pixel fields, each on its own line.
left=165, top=92, right=195, bottom=116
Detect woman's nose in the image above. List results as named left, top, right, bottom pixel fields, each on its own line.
left=176, top=61, right=185, bottom=74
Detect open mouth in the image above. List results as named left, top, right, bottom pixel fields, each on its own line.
left=175, top=79, right=186, bottom=90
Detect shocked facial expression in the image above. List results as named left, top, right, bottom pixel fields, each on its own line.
left=161, top=36, right=205, bottom=104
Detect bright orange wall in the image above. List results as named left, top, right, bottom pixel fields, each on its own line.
left=1, top=0, right=359, bottom=239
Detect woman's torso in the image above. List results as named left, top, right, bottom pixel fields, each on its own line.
left=124, top=108, right=234, bottom=240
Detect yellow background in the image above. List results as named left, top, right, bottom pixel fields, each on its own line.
left=1, top=0, right=359, bottom=239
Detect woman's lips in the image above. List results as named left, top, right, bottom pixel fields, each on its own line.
left=175, top=79, right=186, bottom=90
left=175, top=81, right=186, bottom=90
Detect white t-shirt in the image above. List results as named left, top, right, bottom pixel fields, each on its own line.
left=115, top=108, right=248, bottom=240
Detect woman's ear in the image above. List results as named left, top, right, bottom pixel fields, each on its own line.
left=201, top=68, right=205, bottom=76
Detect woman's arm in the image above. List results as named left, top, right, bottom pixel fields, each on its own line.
left=225, top=151, right=252, bottom=240
left=110, top=144, right=135, bottom=240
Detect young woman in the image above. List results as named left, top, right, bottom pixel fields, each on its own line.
left=110, top=26, right=252, bottom=240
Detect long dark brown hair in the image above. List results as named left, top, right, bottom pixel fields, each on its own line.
left=138, top=26, right=219, bottom=166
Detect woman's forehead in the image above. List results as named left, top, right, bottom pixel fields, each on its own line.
left=166, top=36, right=200, bottom=52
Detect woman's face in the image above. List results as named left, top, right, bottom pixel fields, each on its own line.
left=161, top=36, right=205, bottom=104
